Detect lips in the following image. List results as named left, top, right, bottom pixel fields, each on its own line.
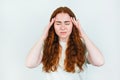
left=60, top=32, right=67, bottom=35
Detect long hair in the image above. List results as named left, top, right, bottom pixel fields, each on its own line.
left=42, top=7, right=86, bottom=73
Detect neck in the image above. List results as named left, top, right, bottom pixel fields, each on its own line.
left=60, top=38, right=68, bottom=42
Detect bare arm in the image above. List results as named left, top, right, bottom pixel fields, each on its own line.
left=25, top=36, right=44, bottom=68
left=71, top=18, right=105, bottom=66
left=25, top=18, right=55, bottom=68
left=82, top=33, right=105, bottom=66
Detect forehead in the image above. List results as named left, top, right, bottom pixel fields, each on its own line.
left=55, top=13, right=71, bottom=21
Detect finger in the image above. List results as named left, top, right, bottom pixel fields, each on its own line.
left=45, top=18, right=55, bottom=31
left=76, top=19, right=80, bottom=24
left=72, top=17, right=79, bottom=27
left=71, top=17, right=76, bottom=26
left=71, top=17, right=74, bottom=23
left=49, top=18, right=55, bottom=26
left=76, top=19, right=80, bottom=26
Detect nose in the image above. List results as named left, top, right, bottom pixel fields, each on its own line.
left=60, top=24, right=66, bottom=30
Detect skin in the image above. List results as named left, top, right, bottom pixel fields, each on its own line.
left=54, top=13, right=73, bottom=42
left=25, top=12, right=104, bottom=68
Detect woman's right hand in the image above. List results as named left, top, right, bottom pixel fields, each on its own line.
left=42, top=18, right=55, bottom=40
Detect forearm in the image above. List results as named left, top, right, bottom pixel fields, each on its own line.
left=71, top=18, right=104, bottom=66
left=25, top=36, right=44, bottom=68
left=25, top=19, right=54, bottom=68
left=82, top=33, right=105, bottom=66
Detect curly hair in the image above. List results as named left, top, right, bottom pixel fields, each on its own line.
left=42, top=7, right=86, bottom=73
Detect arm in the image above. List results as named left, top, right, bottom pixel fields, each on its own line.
left=71, top=18, right=105, bottom=66
left=25, top=36, right=44, bottom=68
left=25, top=18, right=55, bottom=68
left=82, top=33, right=105, bottom=66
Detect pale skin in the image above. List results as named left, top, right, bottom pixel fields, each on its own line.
left=25, top=13, right=104, bottom=68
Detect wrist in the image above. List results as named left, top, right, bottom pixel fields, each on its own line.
left=81, top=33, right=88, bottom=41
left=41, top=35, right=46, bottom=41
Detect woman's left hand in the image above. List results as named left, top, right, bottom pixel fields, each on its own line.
left=71, top=17, right=85, bottom=37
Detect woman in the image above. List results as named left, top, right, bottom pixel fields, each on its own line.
left=25, top=6, right=104, bottom=80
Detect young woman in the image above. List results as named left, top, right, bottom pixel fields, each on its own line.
left=25, top=6, right=104, bottom=80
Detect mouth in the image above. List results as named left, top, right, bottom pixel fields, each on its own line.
left=60, top=32, right=67, bottom=35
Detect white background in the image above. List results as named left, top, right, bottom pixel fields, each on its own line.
left=0, top=0, right=120, bottom=80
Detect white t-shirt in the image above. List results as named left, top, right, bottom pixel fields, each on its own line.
left=41, top=41, right=88, bottom=80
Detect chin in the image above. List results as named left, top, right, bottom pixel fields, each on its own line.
left=59, top=36, right=69, bottom=40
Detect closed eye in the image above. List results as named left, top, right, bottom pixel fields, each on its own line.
left=65, top=21, right=70, bottom=25
left=56, top=23, right=61, bottom=25
left=65, top=22, right=70, bottom=25
left=55, top=21, right=61, bottom=25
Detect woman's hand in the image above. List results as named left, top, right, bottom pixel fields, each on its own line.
left=71, top=17, right=104, bottom=66
left=71, top=17, right=85, bottom=38
left=42, top=18, right=55, bottom=40
left=25, top=18, right=55, bottom=68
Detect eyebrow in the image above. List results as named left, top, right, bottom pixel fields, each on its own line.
left=55, top=21, right=70, bottom=23
left=64, top=21, right=70, bottom=23
left=55, top=21, right=61, bottom=23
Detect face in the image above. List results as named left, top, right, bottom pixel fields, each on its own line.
left=54, top=13, right=73, bottom=42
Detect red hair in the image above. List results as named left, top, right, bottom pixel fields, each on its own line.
left=42, top=7, right=86, bottom=73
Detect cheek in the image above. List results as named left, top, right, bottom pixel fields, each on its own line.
left=54, top=24, right=57, bottom=30
left=54, top=24, right=59, bottom=29
left=54, top=26, right=59, bottom=33
left=68, top=25, right=73, bottom=33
